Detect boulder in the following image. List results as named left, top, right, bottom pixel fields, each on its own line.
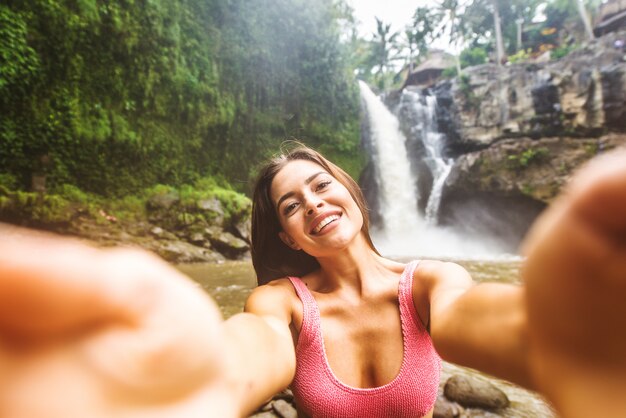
left=249, top=412, right=278, bottom=418
left=433, top=394, right=464, bottom=418
left=157, top=240, right=225, bottom=263
left=147, top=190, right=180, bottom=211
left=197, top=197, right=225, bottom=226
left=205, top=226, right=250, bottom=259
left=233, top=217, right=252, bottom=243
left=271, top=399, right=297, bottom=418
left=443, top=375, right=509, bottom=411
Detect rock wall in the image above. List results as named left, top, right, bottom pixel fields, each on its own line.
left=435, top=31, right=626, bottom=154
left=422, top=31, right=626, bottom=247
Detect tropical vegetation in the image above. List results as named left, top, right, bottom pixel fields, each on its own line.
left=0, top=0, right=607, bottom=226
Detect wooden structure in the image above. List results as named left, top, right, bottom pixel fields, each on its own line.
left=404, top=51, right=456, bottom=88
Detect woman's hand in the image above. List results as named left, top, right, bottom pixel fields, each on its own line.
left=0, top=226, right=239, bottom=418
left=522, top=149, right=626, bottom=418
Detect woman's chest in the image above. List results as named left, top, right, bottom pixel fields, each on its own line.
left=318, top=300, right=405, bottom=388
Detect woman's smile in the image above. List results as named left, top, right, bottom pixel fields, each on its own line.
left=310, top=212, right=342, bottom=235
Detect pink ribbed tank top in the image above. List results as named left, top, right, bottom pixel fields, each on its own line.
left=287, top=261, right=441, bottom=418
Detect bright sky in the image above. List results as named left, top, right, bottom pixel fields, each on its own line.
left=347, top=0, right=419, bottom=39
left=347, top=0, right=457, bottom=53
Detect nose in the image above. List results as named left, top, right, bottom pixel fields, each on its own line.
left=305, top=197, right=324, bottom=216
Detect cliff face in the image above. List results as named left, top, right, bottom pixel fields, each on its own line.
left=436, top=31, right=626, bottom=154
left=427, top=31, right=626, bottom=247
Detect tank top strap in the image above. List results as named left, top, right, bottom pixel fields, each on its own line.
left=287, top=276, right=319, bottom=346
left=398, top=260, right=426, bottom=333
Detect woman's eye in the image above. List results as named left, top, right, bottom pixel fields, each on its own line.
left=316, top=180, right=331, bottom=191
left=284, top=202, right=298, bottom=215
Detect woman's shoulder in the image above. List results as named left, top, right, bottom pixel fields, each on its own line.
left=245, top=277, right=304, bottom=330
left=412, top=259, right=473, bottom=297
left=245, top=278, right=299, bottom=312
left=414, top=259, right=469, bottom=280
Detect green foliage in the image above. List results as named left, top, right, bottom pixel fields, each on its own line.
left=0, top=173, right=18, bottom=190
left=442, top=67, right=459, bottom=78
left=0, top=0, right=363, bottom=202
left=508, top=49, right=533, bottom=64
left=463, top=0, right=545, bottom=55
left=0, top=5, right=40, bottom=92
left=507, top=147, right=550, bottom=169
left=460, top=47, right=488, bottom=68
left=0, top=189, right=74, bottom=225
left=551, top=43, right=579, bottom=60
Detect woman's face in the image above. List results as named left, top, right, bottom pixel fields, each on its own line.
left=270, top=159, right=364, bottom=258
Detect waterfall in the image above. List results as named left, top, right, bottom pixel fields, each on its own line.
left=396, top=90, right=453, bottom=224
left=357, top=81, right=423, bottom=237
left=359, top=81, right=511, bottom=259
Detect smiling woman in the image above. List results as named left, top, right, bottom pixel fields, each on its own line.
left=250, top=145, right=378, bottom=285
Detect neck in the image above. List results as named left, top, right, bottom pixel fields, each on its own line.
left=314, top=233, right=393, bottom=294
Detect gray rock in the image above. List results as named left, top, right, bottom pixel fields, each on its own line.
left=157, top=240, right=225, bottom=263
left=273, top=388, right=294, bottom=402
left=233, top=217, right=251, bottom=243
left=260, top=402, right=273, bottom=412
left=147, top=190, right=180, bottom=211
left=272, top=399, right=297, bottom=418
left=149, top=226, right=178, bottom=240
left=434, top=394, right=464, bottom=418
left=189, top=231, right=208, bottom=246
left=205, top=226, right=249, bottom=258
left=249, top=412, right=278, bottom=418
left=462, top=409, right=504, bottom=417
left=444, top=375, right=509, bottom=411
left=434, top=32, right=626, bottom=152
left=197, top=197, right=225, bottom=226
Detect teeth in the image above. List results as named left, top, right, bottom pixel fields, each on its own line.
left=313, top=215, right=340, bottom=234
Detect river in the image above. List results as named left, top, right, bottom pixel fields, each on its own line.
left=177, top=258, right=556, bottom=418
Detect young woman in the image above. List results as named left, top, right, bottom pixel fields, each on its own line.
left=0, top=146, right=625, bottom=418
left=246, top=145, right=529, bottom=417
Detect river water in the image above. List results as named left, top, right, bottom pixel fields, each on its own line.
left=178, top=258, right=556, bottom=417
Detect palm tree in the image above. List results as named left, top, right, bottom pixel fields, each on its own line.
left=372, top=17, right=400, bottom=76
left=436, top=0, right=466, bottom=74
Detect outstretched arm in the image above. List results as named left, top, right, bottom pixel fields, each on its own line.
left=419, top=261, right=531, bottom=388
left=0, top=225, right=292, bottom=418
left=522, top=149, right=626, bottom=418
left=424, top=148, right=626, bottom=418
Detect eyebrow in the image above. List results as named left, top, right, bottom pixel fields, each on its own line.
left=276, top=171, right=327, bottom=210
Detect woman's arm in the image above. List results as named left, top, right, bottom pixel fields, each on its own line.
left=418, top=261, right=531, bottom=388
left=424, top=148, right=626, bottom=418
left=222, top=284, right=297, bottom=416
left=0, top=225, right=294, bottom=418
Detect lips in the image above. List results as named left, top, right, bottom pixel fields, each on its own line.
left=309, top=212, right=342, bottom=235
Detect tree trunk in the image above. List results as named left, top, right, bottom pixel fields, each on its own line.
left=492, top=0, right=506, bottom=65
left=575, top=0, right=595, bottom=41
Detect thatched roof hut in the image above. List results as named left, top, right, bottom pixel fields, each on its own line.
left=404, top=51, right=456, bottom=88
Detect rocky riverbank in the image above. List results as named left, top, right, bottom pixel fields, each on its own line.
left=0, top=183, right=252, bottom=264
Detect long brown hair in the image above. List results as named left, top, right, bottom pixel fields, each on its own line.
left=251, top=143, right=378, bottom=285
